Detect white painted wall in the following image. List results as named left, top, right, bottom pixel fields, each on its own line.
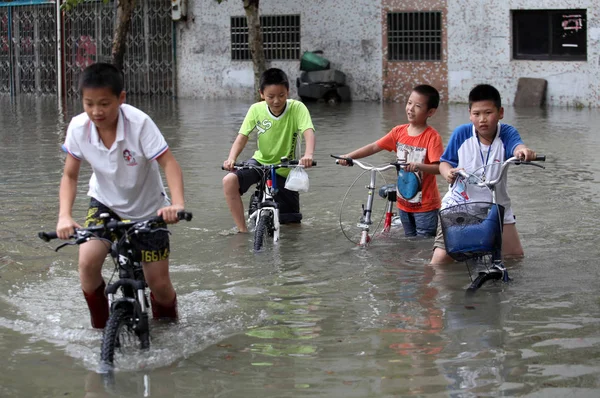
left=177, top=0, right=600, bottom=107
left=447, top=0, right=600, bottom=107
left=177, top=0, right=383, bottom=101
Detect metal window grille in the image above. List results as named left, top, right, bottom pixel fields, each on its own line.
left=387, top=11, right=442, bottom=61
left=231, top=14, right=300, bottom=60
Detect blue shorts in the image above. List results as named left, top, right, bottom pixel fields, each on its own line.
left=398, top=209, right=439, bottom=237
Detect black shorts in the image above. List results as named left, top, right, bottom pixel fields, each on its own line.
left=236, top=159, right=301, bottom=218
left=85, top=198, right=170, bottom=263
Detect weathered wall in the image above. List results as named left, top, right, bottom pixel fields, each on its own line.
left=177, top=0, right=600, bottom=107
left=382, top=0, right=448, bottom=104
left=447, top=0, right=600, bottom=107
left=177, top=0, right=382, bottom=100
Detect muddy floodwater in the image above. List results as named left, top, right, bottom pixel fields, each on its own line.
left=1, top=95, right=599, bottom=397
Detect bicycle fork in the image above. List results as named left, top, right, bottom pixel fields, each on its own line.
left=357, top=170, right=378, bottom=246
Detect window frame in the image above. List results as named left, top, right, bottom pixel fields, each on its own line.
left=512, top=9, right=587, bottom=61
left=230, top=14, right=301, bottom=61
left=387, top=11, right=443, bottom=62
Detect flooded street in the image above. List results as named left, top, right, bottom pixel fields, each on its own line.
left=1, top=95, right=600, bottom=397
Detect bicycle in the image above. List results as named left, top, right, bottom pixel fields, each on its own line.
left=438, top=155, right=545, bottom=292
left=38, top=211, right=193, bottom=368
left=223, top=158, right=316, bottom=252
left=331, top=155, right=407, bottom=247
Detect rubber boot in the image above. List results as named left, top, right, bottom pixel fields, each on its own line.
left=82, top=281, right=109, bottom=329
left=150, top=292, right=178, bottom=322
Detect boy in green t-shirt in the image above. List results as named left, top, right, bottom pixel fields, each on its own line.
left=222, top=68, right=316, bottom=233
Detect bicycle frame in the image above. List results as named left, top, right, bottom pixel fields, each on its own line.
left=332, top=155, right=405, bottom=247
left=105, top=233, right=149, bottom=334
left=248, top=167, right=281, bottom=244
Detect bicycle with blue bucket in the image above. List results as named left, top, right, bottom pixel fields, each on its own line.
left=439, top=155, right=545, bottom=292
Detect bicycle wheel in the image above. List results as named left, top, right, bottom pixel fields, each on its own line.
left=253, top=211, right=273, bottom=251
left=466, top=268, right=504, bottom=293
left=100, top=306, right=147, bottom=366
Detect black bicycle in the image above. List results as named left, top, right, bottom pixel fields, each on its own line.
left=38, top=211, right=192, bottom=368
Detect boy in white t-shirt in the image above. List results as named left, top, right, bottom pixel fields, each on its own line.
left=430, top=84, right=538, bottom=265
left=56, top=63, right=186, bottom=328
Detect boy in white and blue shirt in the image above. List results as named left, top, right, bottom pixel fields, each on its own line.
left=431, top=84, right=538, bottom=264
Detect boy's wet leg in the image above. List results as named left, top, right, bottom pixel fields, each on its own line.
left=79, top=240, right=111, bottom=328
left=144, top=259, right=178, bottom=321
left=275, top=176, right=302, bottom=224
left=399, top=210, right=417, bottom=236
left=414, top=210, right=439, bottom=237
left=223, top=172, right=248, bottom=232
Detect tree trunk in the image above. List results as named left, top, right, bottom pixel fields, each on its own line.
left=112, top=0, right=136, bottom=73
left=243, top=0, right=266, bottom=101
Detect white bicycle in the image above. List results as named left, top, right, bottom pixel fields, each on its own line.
left=225, top=158, right=316, bottom=251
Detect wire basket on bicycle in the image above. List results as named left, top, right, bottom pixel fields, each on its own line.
left=439, top=201, right=504, bottom=262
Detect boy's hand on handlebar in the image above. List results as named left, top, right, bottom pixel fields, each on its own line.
left=444, top=168, right=462, bottom=184
left=57, top=215, right=80, bottom=240
left=336, top=154, right=352, bottom=166
left=404, top=162, right=420, bottom=173
left=300, top=155, right=314, bottom=168
left=158, top=204, right=185, bottom=224
left=222, top=159, right=236, bottom=171
left=514, top=147, right=537, bottom=161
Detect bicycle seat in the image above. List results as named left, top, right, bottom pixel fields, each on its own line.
left=378, top=184, right=397, bottom=201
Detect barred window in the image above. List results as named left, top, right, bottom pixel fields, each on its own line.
left=387, top=11, right=442, bottom=61
left=513, top=9, right=586, bottom=61
left=231, top=14, right=300, bottom=61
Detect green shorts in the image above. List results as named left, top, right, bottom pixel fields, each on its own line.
left=85, top=198, right=170, bottom=263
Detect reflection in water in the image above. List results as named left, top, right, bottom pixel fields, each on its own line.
left=1, top=96, right=600, bottom=396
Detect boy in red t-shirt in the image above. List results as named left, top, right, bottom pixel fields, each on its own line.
left=337, top=84, right=443, bottom=236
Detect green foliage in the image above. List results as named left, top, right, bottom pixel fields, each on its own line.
left=61, top=0, right=110, bottom=11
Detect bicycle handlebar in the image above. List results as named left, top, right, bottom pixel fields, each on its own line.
left=330, top=154, right=407, bottom=171
left=38, top=211, right=193, bottom=243
left=221, top=159, right=317, bottom=171
left=457, top=155, right=546, bottom=187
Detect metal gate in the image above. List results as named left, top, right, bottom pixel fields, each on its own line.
left=0, top=1, right=57, bottom=95
left=0, top=0, right=174, bottom=97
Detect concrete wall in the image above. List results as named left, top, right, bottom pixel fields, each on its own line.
left=177, top=0, right=600, bottom=107
left=447, top=0, right=600, bottom=107
left=177, top=0, right=382, bottom=101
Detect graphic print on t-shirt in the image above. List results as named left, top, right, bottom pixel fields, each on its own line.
left=254, top=119, right=273, bottom=136
left=396, top=142, right=426, bottom=207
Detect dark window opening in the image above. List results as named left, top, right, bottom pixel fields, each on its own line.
left=513, top=9, right=586, bottom=61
